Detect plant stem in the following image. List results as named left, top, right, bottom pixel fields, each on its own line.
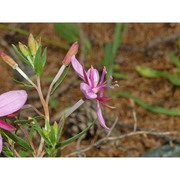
left=36, top=75, right=49, bottom=122
left=36, top=75, right=50, bottom=157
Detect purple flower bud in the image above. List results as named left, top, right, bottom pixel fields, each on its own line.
left=0, top=51, right=17, bottom=69
left=63, top=42, right=79, bottom=66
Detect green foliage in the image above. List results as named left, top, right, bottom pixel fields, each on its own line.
left=56, top=121, right=94, bottom=148
left=54, top=23, right=80, bottom=43
left=3, top=130, right=33, bottom=153
left=104, top=43, right=114, bottom=78
left=166, top=73, right=180, bottom=86
left=12, top=78, right=34, bottom=88
left=103, top=23, right=128, bottom=79
left=136, top=66, right=167, bottom=78
left=169, top=53, right=180, bottom=70
left=112, top=71, right=128, bottom=79
left=136, top=41, right=180, bottom=87
left=12, top=44, right=31, bottom=66
left=34, top=46, right=47, bottom=75
left=115, top=92, right=180, bottom=116
left=53, top=23, right=92, bottom=58
left=112, top=23, right=122, bottom=56
left=49, top=97, right=59, bottom=109
left=2, top=146, right=15, bottom=157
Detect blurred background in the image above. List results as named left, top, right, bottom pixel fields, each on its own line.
left=1, top=23, right=180, bottom=157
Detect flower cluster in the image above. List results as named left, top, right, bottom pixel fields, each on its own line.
left=0, top=33, right=117, bottom=157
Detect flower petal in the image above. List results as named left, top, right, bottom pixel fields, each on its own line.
left=99, top=67, right=107, bottom=85
left=0, top=120, right=16, bottom=131
left=0, top=90, right=27, bottom=117
left=80, top=83, right=97, bottom=99
left=70, top=55, right=85, bottom=81
left=96, top=100, right=109, bottom=130
left=87, top=66, right=99, bottom=87
left=0, top=134, right=2, bottom=153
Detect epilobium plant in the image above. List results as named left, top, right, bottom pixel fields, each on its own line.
left=0, top=33, right=117, bottom=157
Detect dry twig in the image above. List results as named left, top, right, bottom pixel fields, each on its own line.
left=66, top=130, right=179, bottom=157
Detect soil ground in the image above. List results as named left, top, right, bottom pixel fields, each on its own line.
left=1, top=23, right=180, bottom=157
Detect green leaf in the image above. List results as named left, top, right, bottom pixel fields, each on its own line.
left=33, top=119, right=51, bottom=146
left=18, top=150, right=28, bottom=157
left=2, top=146, right=15, bottom=157
left=50, top=126, right=56, bottom=145
left=136, top=66, right=167, bottom=78
left=113, top=71, right=128, bottom=79
left=169, top=53, right=180, bottom=69
left=112, top=23, right=122, bottom=56
left=14, top=119, right=33, bottom=125
left=166, top=73, right=180, bottom=86
left=51, top=65, right=70, bottom=95
left=57, top=117, right=66, bottom=141
left=54, top=23, right=80, bottom=43
left=114, top=92, right=180, bottom=116
left=3, top=131, right=33, bottom=152
left=42, top=47, right=47, bottom=68
left=45, top=119, right=51, bottom=131
left=83, top=37, right=92, bottom=55
left=56, top=121, right=94, bottom=148
left=12, top=78, right=34, bottom=88
left=104, top=43, right=114, bottom=77
left=34, top=45, right=44, bottom=75
left=12, top=44, right=31, bottom=66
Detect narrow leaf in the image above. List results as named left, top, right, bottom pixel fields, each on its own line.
left=104, top=43, right=114, bottom=77
left=113, top=71, right=128, bottom=79
left=136, top=66, right=167, bottom=78
left=12, top=78, right=34, bottom=88
left=114, top=92, right=180, bottom=116
left=57, top=117, right=66, bottom=141
left=54, top=23, right=80, bottom=43
left=33, top=119, right=51, bottom=145
left=168, top=53, right=180, bottom=69
left=167, top=73, right=180, bottom=86
left=56, top=121, right=94, bottom=148
left=42, top=47, right=47, bottom=68
left=14, top=119, right=33, bottom=125
left=112, top=23, right=122, bottom=56
left=34, top=46, right=43, bottom=75
left=3, top=131, right=33, bottom=152
left=12, top=44, right=31, bottom=66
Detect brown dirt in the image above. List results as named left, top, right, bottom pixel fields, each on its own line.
left=1, top=23, right=180, bottom=157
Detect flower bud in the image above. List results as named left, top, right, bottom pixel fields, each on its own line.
left=0, top=51, right=17, bottom=69
left=28, top=33, right=36, bottom=56
left=35, top=37, right=41, bottom=51
left=62, top=41, right=79, bottom=66
left=19, top=42, right=29, bottom=56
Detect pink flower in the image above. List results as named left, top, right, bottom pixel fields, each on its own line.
left=71, top=55, right=118, bottom=130
left=0, top=90, right=28, bottom=153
